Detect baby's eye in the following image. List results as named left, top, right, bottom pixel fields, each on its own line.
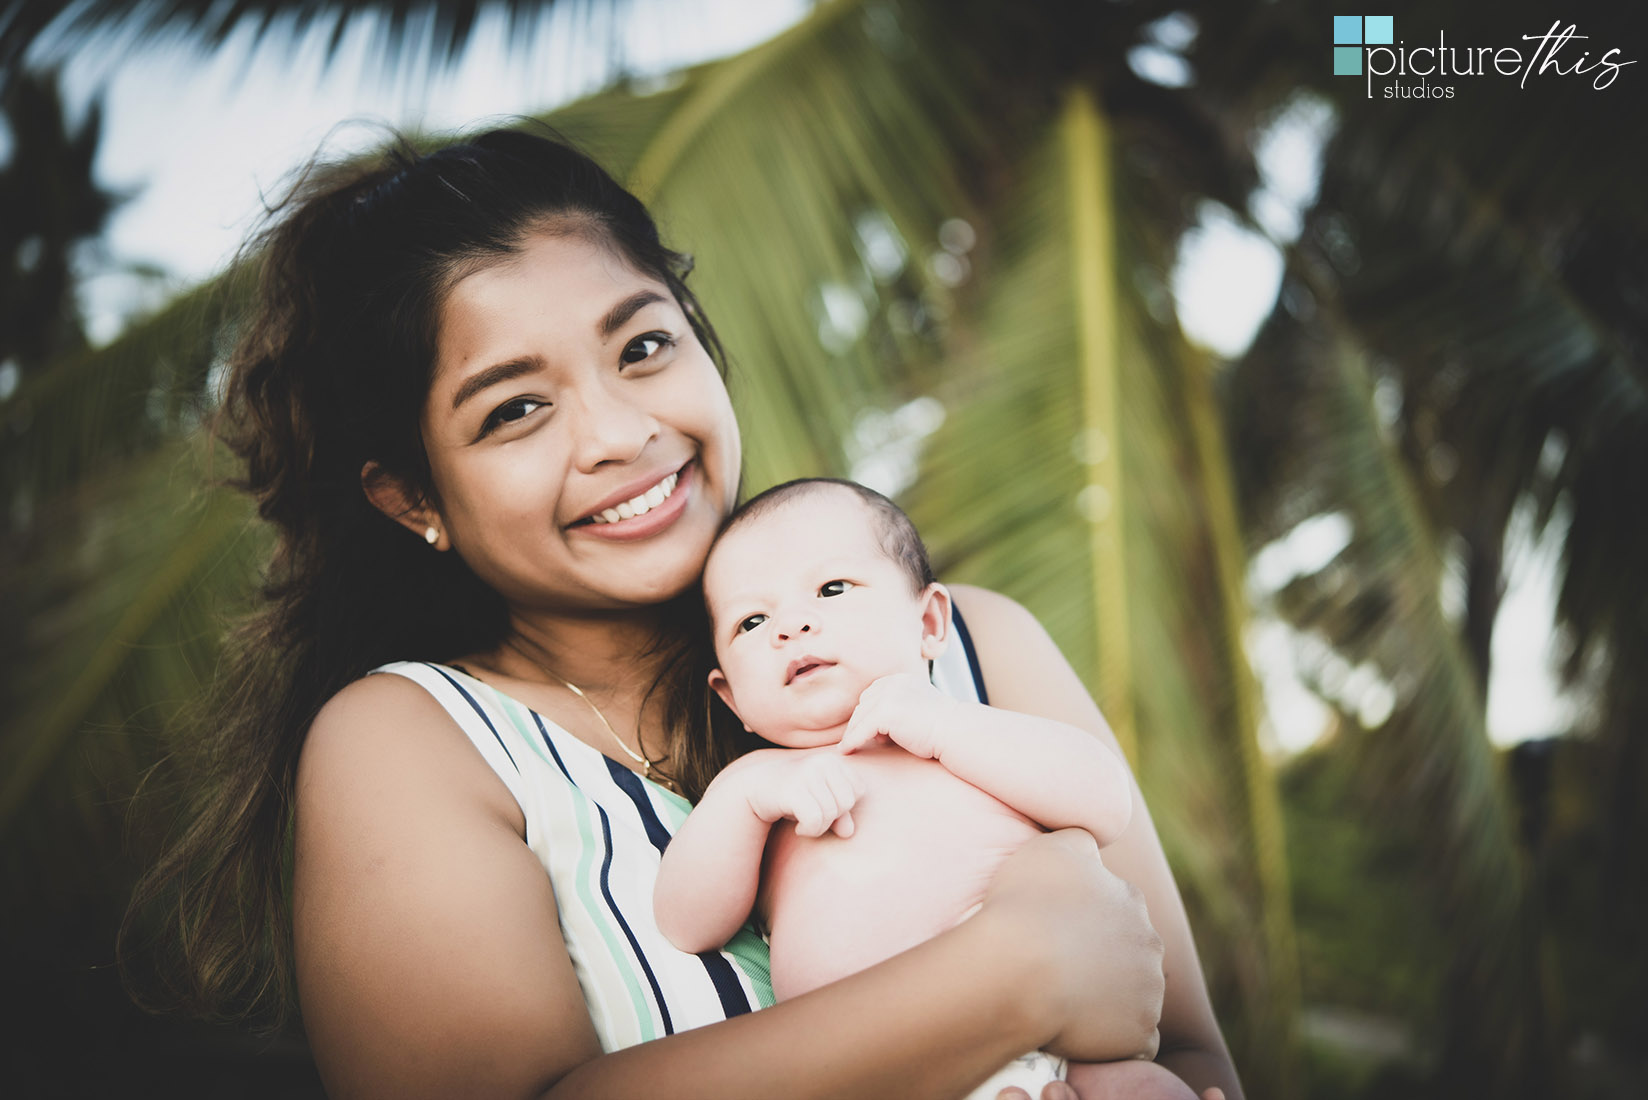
left=480, top=397, right=545, bottom=436
left=737, top=613, right=769, bottom=634
left=621, top=332, right=675, bottom=366
left=818, top=580, right=854, bottom=597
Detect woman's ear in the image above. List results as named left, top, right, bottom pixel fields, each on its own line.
left=707, top=668, right=753, bottom=732
left=918, top=582, right=952, bottom=661
left=361, top=461, right=449, bottom=551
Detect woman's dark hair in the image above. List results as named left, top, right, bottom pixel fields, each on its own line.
left=124, top=126, right=753, bottom=1030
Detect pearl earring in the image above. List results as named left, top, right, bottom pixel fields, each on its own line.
left=424, top=526, right=439, bottom=546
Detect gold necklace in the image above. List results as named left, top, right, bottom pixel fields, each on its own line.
left=512, top=643, right=666, bottom=782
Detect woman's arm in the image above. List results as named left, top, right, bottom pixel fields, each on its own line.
left=296, top=674, right=1164, bottom=1100
left=947, top=584, right=1244, bottom=1100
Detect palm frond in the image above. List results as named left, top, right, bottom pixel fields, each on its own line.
left=1234, top=298, right=1536, bottom=1083
left=904, top=86, right=1300, bottom=1094
left=0, top=434, right=263, bottom=840
left=4, top=1, right=624, bottom=82
left=1060, top=87, right=1136, bottom=762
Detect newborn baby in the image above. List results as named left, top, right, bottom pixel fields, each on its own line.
left=655, top=478, right=1198, bottom=1100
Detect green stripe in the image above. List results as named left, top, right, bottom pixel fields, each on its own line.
left=648, top=769, right=774, bottom=1007
left=492, top=690, right=661, bottom=1043
left=722, top=926, right=776, bottom=1009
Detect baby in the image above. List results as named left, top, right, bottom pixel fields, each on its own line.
left=655, top=478, right=1199, bottom=1100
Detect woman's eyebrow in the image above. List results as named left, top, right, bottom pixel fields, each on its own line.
left=599, top=289, right=667, bottom=337
left=451, top=357, right=538, bottom=410
left=448, top=290, right=664, bottom=411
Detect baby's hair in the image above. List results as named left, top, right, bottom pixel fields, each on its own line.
left=715, top=478, right=937, bottom=593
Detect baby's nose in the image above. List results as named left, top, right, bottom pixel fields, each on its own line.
left=775, top=620, right=813, bottom=641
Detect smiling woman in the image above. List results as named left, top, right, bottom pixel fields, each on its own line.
left=364, top=230, right=741, bottom=615
left=126, top=126, right=1236, bottom=1100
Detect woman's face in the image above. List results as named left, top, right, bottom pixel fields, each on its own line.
left=418, top=229, right=741, bottom=614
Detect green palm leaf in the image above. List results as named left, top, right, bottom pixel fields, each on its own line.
left=904, top=87, right=1300, bottom=1094
left=0, top=434, right=263, bottom=844
left=1235, top=298, right=1535, bottom=1085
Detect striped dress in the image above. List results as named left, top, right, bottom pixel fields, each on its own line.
left=372, top=606, right=989, bottom=1052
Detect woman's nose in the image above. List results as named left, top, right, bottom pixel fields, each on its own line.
left=569, top=377, right=660, bottom=471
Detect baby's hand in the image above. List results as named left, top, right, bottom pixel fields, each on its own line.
left=743, top=752, right=865, bottom=838
left=839, top=672, right=960, bottom=759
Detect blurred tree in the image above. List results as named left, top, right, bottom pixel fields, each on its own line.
left=0, top=68, right=118, bottom=378
left=9, top=0, right=1643, bottom=1096
left=1226, top=1, right=1648, bottom=1094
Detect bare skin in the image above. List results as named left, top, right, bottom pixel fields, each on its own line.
left=290, top=228, right=1241, bottom=1099
left=949, top=585, right=1240, bottom=1100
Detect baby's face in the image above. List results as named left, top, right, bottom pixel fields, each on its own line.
left=703, top=490, right=948, bottom=747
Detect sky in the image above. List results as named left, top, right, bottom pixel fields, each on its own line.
left=25, top=2, right=1575, bottom=754
left=48, top=0, right=811, bottom=342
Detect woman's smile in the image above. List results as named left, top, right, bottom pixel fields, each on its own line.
left=569, top=460, right=695, bottom=542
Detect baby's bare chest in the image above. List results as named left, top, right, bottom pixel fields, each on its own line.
left=763, top=751, right=1040, bottom=920
left=758, top=749, right=1044, bottom=998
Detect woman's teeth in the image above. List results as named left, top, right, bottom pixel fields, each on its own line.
left=591, top=471, right=680, bottom=524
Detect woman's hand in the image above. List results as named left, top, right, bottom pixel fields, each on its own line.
left=980, top=829, right=1166, bottom=1063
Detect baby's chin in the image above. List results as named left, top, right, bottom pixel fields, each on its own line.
left=757, top=716, right=852, bottom=750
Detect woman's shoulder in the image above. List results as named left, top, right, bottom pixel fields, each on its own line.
left=946, top=584, right=1047, bottom=643
left=944, top=585, right=1079, bottom=714
left=300, top=664, right=524, bottom=832
left=308, top=663, right=456, bottom=742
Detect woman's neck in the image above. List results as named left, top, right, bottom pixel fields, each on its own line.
left=493, top=603, right=679, bottom=699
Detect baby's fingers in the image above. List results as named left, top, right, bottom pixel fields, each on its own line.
left=830, top=810, right=856, bottom=838
left=838, top=707, right=878, bottom=754
left=790, top=788, right=833, bottom=837
left=821, top=759, right=863, bottom=812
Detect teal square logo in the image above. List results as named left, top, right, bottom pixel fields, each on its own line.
left=1334, top=46, right=1362, bottom=75
left=1365, top=16, right=1393, bottom=44
left=1333, top=16, right=1363, bottom=44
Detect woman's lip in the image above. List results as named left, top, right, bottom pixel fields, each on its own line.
left=575, top=461, right=690, bottom=523
left=569, top=461, right=694, bottom=542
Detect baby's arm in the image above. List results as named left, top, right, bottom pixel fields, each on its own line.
left=653, top=748, right=864, bottom=953
left=840, top=674, right=1132, bottom=845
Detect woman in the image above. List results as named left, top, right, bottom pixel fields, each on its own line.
left=134, top=128, right=1240, bottom=1099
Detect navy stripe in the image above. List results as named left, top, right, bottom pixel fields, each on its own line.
left=532, top=715, right=674, bottom=1036
left=428, top=664, right=521, bottom=773
left=950, top=605, right=989, bottom=704
left=596, top=808, right=675, bottom=1035
left=605, top=758, right=675, bottom=855
left=695, top=947, right=755, bottom=1019
left=603, top=760, right=755, bottom=1020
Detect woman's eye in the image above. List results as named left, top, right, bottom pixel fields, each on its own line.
left=737, top=614, right=768, bottom=634
left=621, top=332, right=675, bottom=366
left=819, top=580, right=854, bottom=597
left=480, top=397, right=545, bottom=436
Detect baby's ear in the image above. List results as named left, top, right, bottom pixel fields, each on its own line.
left=706, top=668, right=753, bottom=732
left=918, top=582, right=952, bottom=661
